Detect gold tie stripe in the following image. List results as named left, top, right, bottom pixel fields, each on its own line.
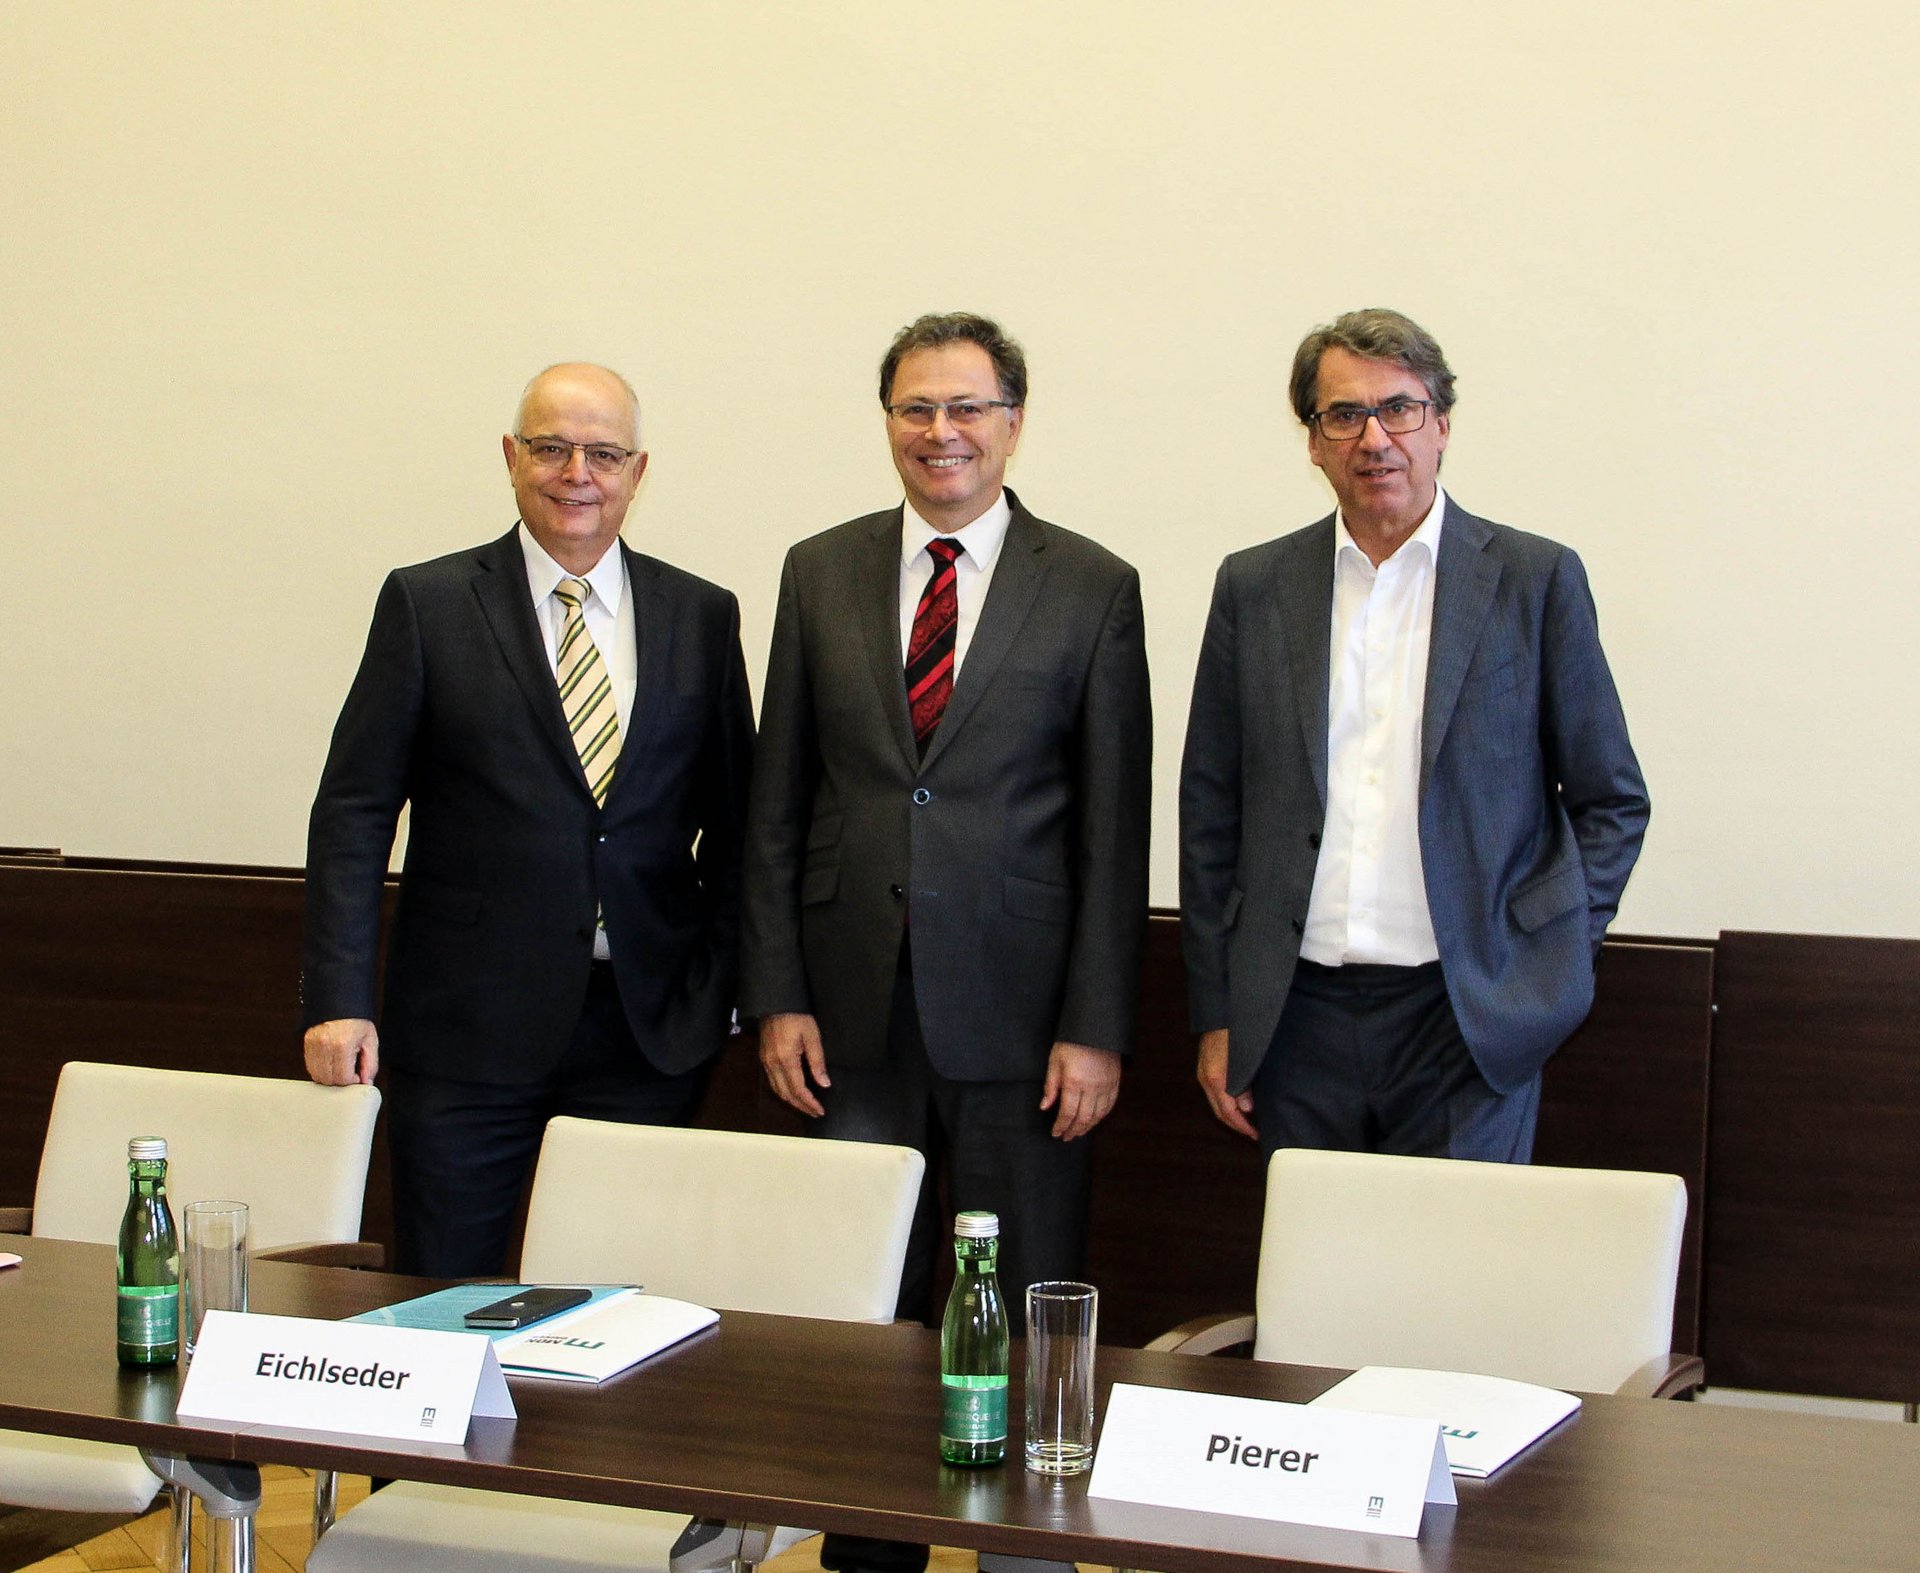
left=554, top=578, right=621, bottom=805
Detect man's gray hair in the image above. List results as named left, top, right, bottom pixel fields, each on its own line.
left=1289, top=309, right=1457, bottom=426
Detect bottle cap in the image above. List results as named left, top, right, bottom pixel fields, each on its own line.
left=954, top=1210, right=999, bottom=1239
left=128, top=1137, right=167, bottom=1161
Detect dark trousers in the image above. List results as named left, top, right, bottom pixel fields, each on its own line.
left=385, top=962, right=710, bottom=1278
left=1251, top=959, right=1540, bottom=1164
left=812, top=960, right=1093, bottom=1332
left=818, top=957, right=1092, bottom=1573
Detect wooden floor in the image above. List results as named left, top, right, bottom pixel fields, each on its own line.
left=14, top=1468, right=367, bottom=1573
left=13, top=1470, right=1015, bottom=1573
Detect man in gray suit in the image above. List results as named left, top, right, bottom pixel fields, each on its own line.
left=1179, top=309, right=1647, bottom=1162
left=743, top=312, right=1151, bottom=1327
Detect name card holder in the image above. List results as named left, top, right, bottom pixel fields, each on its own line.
left=177, top=1310, right=515, bottom=1444
left=1088, top=1382, right=1454, bottom=1540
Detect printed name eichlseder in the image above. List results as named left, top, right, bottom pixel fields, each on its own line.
left=255, top=1352, right=411, bottom=1389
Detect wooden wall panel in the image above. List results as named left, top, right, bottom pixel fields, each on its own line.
left=0, top=859, right=400, bottom=1254
left=1534, top=941, right=1715, bottom=1354
left=46, top=865, right=1920, bottom=1397
left=1704, top=931, right=1920, bottom=1400
left=1083, top=915, right=1267, bottom=1347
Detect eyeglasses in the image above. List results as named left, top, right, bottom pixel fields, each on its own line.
left=1308, top=399, right=1435, bottom=441
left=884, top=400, right=1018, bottom=429
left=514, top=435, right=639, bottom=474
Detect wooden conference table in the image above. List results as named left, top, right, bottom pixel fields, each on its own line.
left=2, top=1234, right=1916, bottom=1573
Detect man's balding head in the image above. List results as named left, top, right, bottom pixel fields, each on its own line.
left=503, top=363, right=649, bottom=574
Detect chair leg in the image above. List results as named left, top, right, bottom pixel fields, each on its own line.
left=168, top=1482, right=194, bottom=1573
left=142, top=1455, right=261, bottom=1573
left=208, top=1514, right=254, bottom=1573
left=669, top=1519, right=813, bottom=1573
left=312, top=1468, right=339, bottom=1541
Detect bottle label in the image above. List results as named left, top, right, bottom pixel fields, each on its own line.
left=117, top=1284, right=178, bottom=1349
left=941, top=1374, right=1009, bottom=1443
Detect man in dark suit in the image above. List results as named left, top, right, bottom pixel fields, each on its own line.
left=1180, top=309, right=1647, bottom=1162
left=302, top=363, right=754, bottom=1276
left=742, top=313, right=1151, bottom=1331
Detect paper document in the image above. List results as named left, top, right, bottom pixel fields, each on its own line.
left=1311, top=1366, right=1580, bottom=1478
left=494, top=1292, right=718, bottom=1383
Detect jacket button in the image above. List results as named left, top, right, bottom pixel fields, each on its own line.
left=1307, top=832, right=1321, bottom=849
left=912, top=787, right=932, bottom=805
left=890, top=884, right=904, bottom=901
left=1291, top=918, right=1305, bottom=935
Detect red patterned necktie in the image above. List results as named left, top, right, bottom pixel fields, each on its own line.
left=905, top=536, right=964, bottom=758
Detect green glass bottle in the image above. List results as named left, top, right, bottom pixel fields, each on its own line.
left=939, top=1210, right=1009, bottom=1466
left=116, top=1137, right=179, bottom=1367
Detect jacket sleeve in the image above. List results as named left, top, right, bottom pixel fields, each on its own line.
left=1540, top=548, right=1649, bottom=956
left=693, top=590, right=757, bottom=991
left=1054, top=566, right=1153, bottom=1055
left=300, top=572, right=421, bottom=1026
left=738, top=550, right=819, bottom=1018
left=1177, top=558, right=1244, bottom=1033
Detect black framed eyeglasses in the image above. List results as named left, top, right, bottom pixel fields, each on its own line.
left=1308, top=399, right=1435, bottom=441
left=515, top=435, right=639, bottom=474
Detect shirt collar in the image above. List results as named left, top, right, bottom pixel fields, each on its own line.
left=900, top=490, right=1013, bottom=573
left=518, top=522, right=626, bottom=613
left=1334, top=483, right=1448, bottom=572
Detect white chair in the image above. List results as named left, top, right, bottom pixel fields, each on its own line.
left=308, top=1118, right=925, bottom=1573
left=1151, top=1148, right=1702, bottom=1397
left=0, top=1060, right=382, bottom=1561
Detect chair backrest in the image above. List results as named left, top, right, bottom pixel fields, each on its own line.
left=31, top=1061, right=381, bottom=1250
left=520, top=1119, right=924, bottom=1323
left=1252, top=1148, right=1686, bottom=1393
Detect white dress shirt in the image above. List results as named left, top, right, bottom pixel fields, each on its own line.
left=518, top=525, right=636, bottom=963
left=517, top=524, right=637, bottom=737
left=1299, top=486, right=1447, bottom=967
left=896, top=492, right=1013, bottom=674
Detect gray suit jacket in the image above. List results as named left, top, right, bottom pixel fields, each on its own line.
left=303, top=528, right=755, bottom=1085
left=741, top=492, right=1152, bottom=1079
left=1178, top=499, right=1648, bottom=1095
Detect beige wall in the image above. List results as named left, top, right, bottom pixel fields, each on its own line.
left=3, top=3, right=1915, bottom=938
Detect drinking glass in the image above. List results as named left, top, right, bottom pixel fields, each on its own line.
left=1024, top=1281, right=1097, bottom=1474
left=182, top=1200, right=249, bottom=1357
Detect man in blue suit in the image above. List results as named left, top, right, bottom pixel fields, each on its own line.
left=1179, top=309, right=1647, bottom=1161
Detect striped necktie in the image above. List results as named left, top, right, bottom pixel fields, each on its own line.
left=553, top=578, right=621, bottom=804
left=906, top=537, right=963, bottom=758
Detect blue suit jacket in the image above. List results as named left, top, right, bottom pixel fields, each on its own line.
left=1178, top=499, right=1649, bottom=1095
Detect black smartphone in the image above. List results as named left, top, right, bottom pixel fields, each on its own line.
left=463, top=1285, right=593, bottom=1330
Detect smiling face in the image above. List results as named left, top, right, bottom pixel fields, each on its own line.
left=1306, top=345, right=1449, bottom=552
left=884, top=342, right=1023, bottom=532
left=503, top=364, right=648, bottom=574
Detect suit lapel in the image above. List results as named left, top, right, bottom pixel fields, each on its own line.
left=1421, top=501, right=1500, bottom=794
left=857, top=509, right=920, bottom=771
left=604, top=544, right=675, bottom=812
left=919, top=501, right=1047, bottom=771
left=470, top=528, right=590, bottom=791
left=1275, top=517, right=1336, bottom=809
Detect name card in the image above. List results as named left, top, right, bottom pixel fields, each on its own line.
left=1089, top=1382, right=1454, bottom=1540
left=176, top=1310, right=515, bottom=1443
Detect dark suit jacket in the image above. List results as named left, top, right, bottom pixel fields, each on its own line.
left=740, top=493, right=1152, bottom=1080
left=302, top=527, right=754, bottom=1085
left=1179, top=499, right=1649, bottom=1096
